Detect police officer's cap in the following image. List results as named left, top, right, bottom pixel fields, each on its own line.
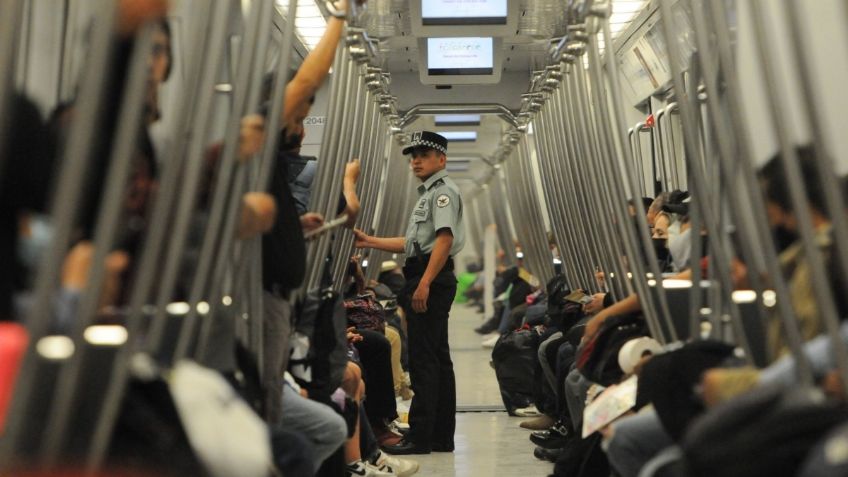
left=402, top=131, right=448, bottom=156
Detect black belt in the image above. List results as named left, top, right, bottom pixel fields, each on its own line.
left=403, top=254, right=454, bottom=276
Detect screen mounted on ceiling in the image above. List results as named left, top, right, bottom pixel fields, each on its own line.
left=434, top=115, right=482, bottom=126
left=427, top=37, right=494, bottom=76
left=421, top=0, right=508, bottom=25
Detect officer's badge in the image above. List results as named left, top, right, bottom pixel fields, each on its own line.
left=436, top=194, right=450, bottom=208
left=412, top=131, right=422, bottom=142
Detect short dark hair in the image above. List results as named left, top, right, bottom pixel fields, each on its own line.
left=759, top=145, right=825, bottom=214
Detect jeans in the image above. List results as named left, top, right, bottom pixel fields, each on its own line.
left=606, top=409, right=674, bottom=477
left=761, top=322, right=848, bottom=387
left=270, top=428, right=316, bottom=477
left=279, top=384, right=347, bottom=472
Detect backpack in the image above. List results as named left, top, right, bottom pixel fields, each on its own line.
left=291, top=288, right=348, bottom=398
left=544, top=276, right=584, bottom=332
left=491, top=326, right=542, bottom=414
left=343, top=294, right=386, bottom=332
left=637, top=340, right=735, bottom=440
left=682, top=384, right=848, bottom=477
left=576, top=314, right=647, bottom=386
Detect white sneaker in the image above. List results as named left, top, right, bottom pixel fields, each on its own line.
left=514, top=404, right=541, bottom=417
left=372, top=450, right=420, bottom=476
left=482, top=333, right=500, bottom=348
left=346, top=460, right=396, bottom=476
left=388, top=419, right=410, bottom=434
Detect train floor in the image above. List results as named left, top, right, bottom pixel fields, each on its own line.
left=409, top=303, right=553, bottom=477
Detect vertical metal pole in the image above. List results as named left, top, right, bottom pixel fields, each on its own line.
left=0, top=0, right=119, bottom=463
left=84, top=1, right=219, bottom=467
left=782, top=0, right=848, bottom=356
left=684, top=0, right=772, bottom=345
left=149, top=0, right=264, bottom=358
left=0, top=0, right=26, bottom=189
left=304, top=47, right=353, bottom=291
left=41, top=26, right=156, bottom=463
left=593, top=16, right=675, bottom=342
left=749, top=0, right=848, bottom=389
left=701, top=0, right=813, bottom=380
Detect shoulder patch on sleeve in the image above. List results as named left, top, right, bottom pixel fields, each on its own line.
left=436, top=194, right=451, bottom=208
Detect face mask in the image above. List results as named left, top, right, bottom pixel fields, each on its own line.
left=652, top=238, right=670, bottom=262
left=18, top=215, right=53, bottom=270
left=772, top=225, right=798, bottom=253
left=668, top=227, right=692, bottom=271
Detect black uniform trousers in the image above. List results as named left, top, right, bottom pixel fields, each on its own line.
left=400, top=257, right=457, bottom=450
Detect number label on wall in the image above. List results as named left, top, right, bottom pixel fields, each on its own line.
left=304, top=116, right=326, bottom=125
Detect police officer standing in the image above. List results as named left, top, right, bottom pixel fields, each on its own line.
left=354, top=131, right=465, bottom=455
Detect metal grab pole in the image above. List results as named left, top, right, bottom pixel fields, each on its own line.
left=568, top=58, right=636, bottom=297
left=152, top=0, right=269, bottom=360
left=555, top=73, right=628, bottom=299
left=666, top=105, right=684, bottom=190
left=532, top=111, right=581, bottom=288
left=331, top=69, right=376, bottom=283
left=559, top=63, right=623, bottom=295
left=0, top=0, right=120, bottom=464
left=589, top=15, right=674, bottom=342
left=535, top=102, right=591, bottom=288
left=654, top=108, right=670, bottom=191
left=577, top=55, right=665, bottom=340
left=0, top=0, right=26, bottom=189
left=684, top=0, right=772, bottom=349
left=782, top=0, right=848, bottom=373
left=190, top=0, right=282, bottom=365
left=40, top=27, right=156, bottom=464
left=632, top=123, right=648, bottom=197
left=748, top=0, right=848, bottom=390
left=305, top=48, right=355, bottom=292
left=301, top=48, right=348, bottom=291
left=700, top=0, right=813, bottom=381
left=513, top=139, right=554, bottom=284
left=554, top=73, right=628, bottom=296
left=161, top=0, right=270, bottom=362
left=85, top=1, right=220, bottom=468
left=654, top=0, right=759, bottom=359
left=541, top=96, right=596, bottom=288
left=487, top=171, right=515, bottom=264
left=514, top=140, right=551, bottom=284
left=572, top=33, right=661, bottom=340
left=546, top=78, right=604, bottom=291
left=319, top=68, right=360, bottom=279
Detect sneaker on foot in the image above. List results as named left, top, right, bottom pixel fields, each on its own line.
left=514, top=404, right=540, bottom=417
left=371, top=450, right=419, bottom=477
left=346, top=460, right=396, bottom=477
left=482, top=333, right=500, bottom=348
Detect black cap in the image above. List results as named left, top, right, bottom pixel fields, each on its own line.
left=402, top=130, right=448, bottom=156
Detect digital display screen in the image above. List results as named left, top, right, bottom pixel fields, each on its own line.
left=427, top=37, right=494, bottom=76
left=421, top=0, right=508, bottom=25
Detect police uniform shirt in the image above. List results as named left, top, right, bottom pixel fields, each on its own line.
left=404, top=169, right=466, bottom=257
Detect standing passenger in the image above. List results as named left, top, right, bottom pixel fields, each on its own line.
left=354, top=131, right=465, bottom=455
